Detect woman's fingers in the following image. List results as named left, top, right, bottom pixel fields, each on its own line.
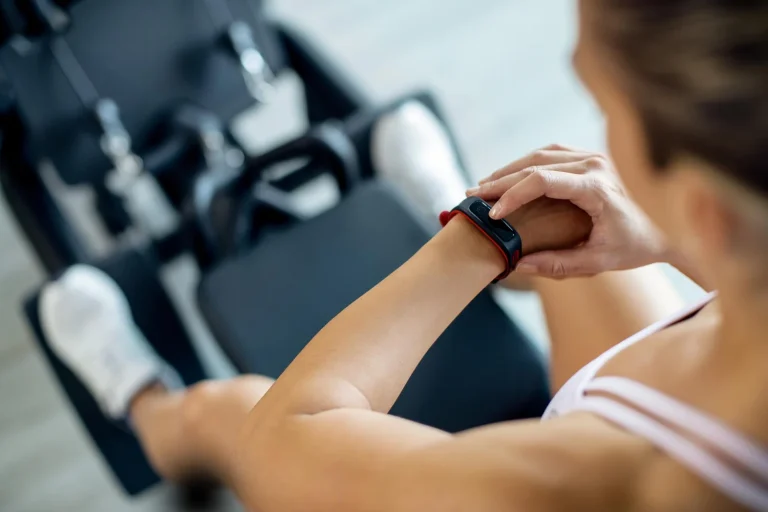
left=467, top=172, right=528, bottom=199
left=477, top=148, right=592, bottom=185
left=515, top=248, right=602, bottom=279
left=488, top=169, right=604, bottom=219
left=468, top=161, right=596, bottom=200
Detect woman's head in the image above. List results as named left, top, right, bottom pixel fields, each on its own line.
left=574, top=0, right=768, bottom=281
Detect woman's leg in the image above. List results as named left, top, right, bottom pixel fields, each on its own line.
left=129, top=375, right=273, bottom=485
left=371, top=101, right=469, bottom=220
left=38, top=265, right=272, bottom=492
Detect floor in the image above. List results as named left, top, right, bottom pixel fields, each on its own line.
left=0, top=1, right=702, bottom=511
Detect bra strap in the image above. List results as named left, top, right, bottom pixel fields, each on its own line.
left=585, top=377, right=768, bottom=479
left=577, top=395, right=768, bottom=511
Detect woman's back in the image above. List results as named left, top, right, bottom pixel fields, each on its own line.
left=544, top=295, right=768, bottom=511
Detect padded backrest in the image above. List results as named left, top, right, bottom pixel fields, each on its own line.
left=0, top=0, right=285, bottom=185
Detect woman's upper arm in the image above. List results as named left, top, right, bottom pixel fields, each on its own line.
left=536, top=265, right=684, bottom=390
left=239, top=407, right=451, bottom=512
left=240, top=408, right=637, bottom=512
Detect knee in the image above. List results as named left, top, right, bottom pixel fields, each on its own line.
left=179, top=378, right=271, bottom=484
left=179, top=377, right=270, bottom=448
left=180, top=380, right=224, bottom=439
left=139, top=381, right=226, bottom=481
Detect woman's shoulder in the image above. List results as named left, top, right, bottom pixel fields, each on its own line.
left=595, top=297, right=721, bottom=401
left=546, top=294, right=719, bottom=419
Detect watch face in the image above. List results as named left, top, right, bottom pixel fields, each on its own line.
left=469, top=201, right=517, bottom=241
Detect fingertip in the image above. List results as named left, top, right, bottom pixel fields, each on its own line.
left=515, top=263, right=536, bottom=274
left=489, top=204, right=503, bottom=219
left=465, top=186, right=479, bottom=196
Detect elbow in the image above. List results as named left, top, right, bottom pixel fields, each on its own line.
left=228, top=379, right=377, bottom=510
left=234, top=410, right=344, bottom=512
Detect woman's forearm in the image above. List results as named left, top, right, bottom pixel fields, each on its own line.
left=254, top=216, right=505, bottom=417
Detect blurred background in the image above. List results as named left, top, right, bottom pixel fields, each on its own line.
left=0, top=1, right=702, bottom=511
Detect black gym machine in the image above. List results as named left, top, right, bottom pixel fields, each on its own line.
left=0, top=0, right=551, bottom=499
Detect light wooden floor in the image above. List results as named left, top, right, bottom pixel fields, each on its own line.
left=0, top=1, right=676, bottom=511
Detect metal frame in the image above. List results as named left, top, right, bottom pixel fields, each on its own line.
left=0, top=110, right=88, bottom=274
left=0, top=20, right=375, bottom=277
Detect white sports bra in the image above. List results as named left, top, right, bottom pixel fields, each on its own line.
left=542, top=292, right=768, bottom=511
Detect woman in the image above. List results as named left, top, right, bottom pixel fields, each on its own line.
left=40, top=1, right=768, bottom=510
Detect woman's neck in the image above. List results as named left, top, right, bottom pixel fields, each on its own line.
left=713, top=278, right=768, bottom=359
left=702, top=279, right=768, bottom=443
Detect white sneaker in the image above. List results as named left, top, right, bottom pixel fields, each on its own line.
left=371, top=101, right=469, bottom=221
left=40, top=265, right=181, bottom=419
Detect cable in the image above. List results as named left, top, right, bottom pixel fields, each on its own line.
left=49, top=36, right=99, bottom=107
left=202, top=0, right=235, bottom=31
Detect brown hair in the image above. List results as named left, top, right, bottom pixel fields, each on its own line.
left=595, top=1, right=768, bottom=198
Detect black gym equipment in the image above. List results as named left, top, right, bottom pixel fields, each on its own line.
left=0, top=0, right=551, bottom=498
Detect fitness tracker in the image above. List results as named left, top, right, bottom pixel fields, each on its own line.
left=439, top=197, right=523, bottom=282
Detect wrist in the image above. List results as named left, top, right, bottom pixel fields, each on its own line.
left=436, top=215, right=507, bottom=281
left=502, top=197, right=593, bottom=257
left=503, top=212, right=536, bottom=256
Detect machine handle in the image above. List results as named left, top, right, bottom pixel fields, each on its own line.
left=191, top=121, right=360, bottom=267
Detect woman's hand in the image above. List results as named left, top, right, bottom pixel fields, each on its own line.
left=503, top=197, right=593, bottom=257
left=468, top=145, right=669, bottom=278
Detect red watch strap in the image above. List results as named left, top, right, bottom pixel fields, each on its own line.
left=439, top=209, right=512, bottom=281
left=438, top=210, right=454, bottom=227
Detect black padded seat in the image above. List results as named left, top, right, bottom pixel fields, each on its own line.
left=198, top=182, right=550, bottom=432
